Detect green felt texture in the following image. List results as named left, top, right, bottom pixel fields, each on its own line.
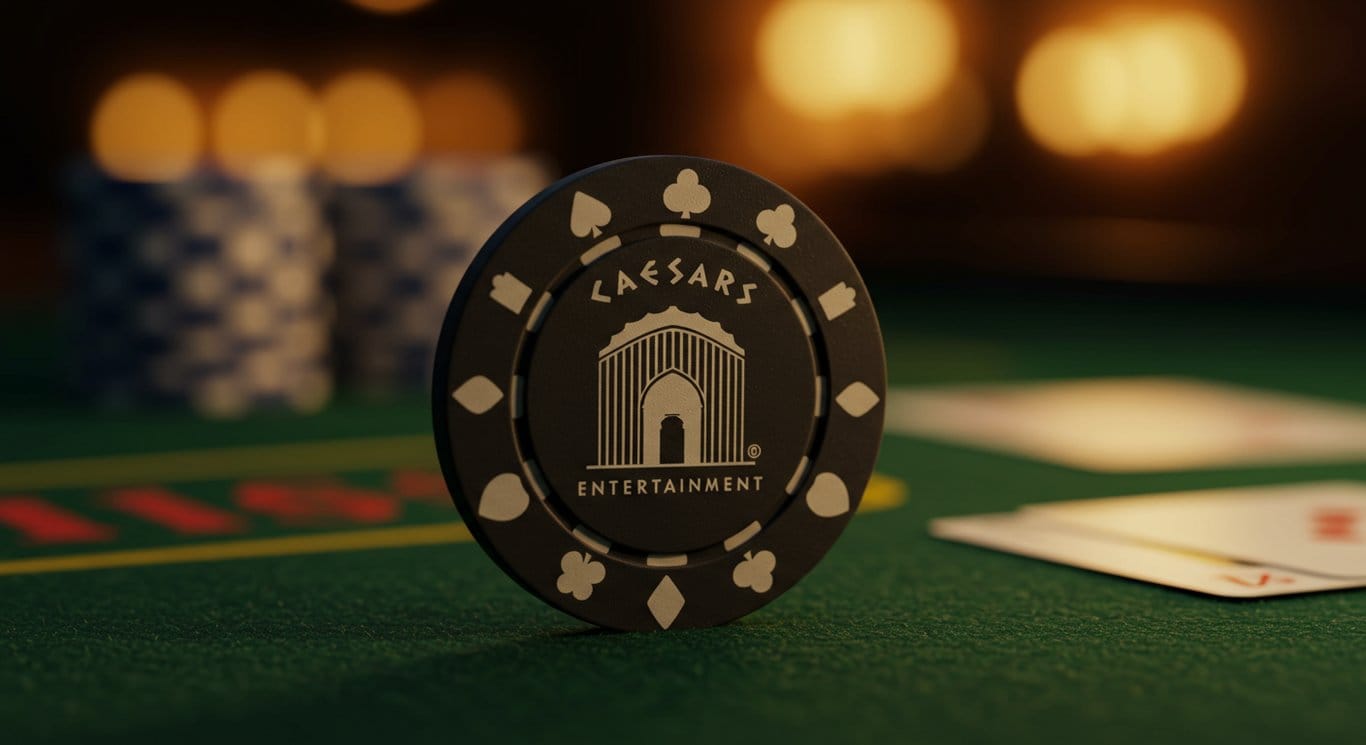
left=3, top=286, right=1365, bottom=744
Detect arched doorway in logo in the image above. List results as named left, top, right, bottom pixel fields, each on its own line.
left=641, top=371, right=703, bottom=465
left=659, top=415, right=685, bottom=464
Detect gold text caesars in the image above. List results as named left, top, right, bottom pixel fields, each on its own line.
left=591, top=257, right=759, bottom=305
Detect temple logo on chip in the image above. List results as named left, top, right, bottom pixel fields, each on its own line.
left=593, top=306, right=752, bottom=469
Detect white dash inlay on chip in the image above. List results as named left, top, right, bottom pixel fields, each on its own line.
left=522, top=459, right=550, bottom=500
left=790, top=298, right=814, bottom=337
left=646, top=553, right=688, bottom=568
left=572, top=526, right=612, bottom=554
left=785, top=456, right=812, bottom=495
left=525, top=293, right=553, bottom=332
left=814, top=376, right=826, bottom=418
left=723, top=521, right=762, bottom=552
left=736, top=243, right=771, bottom=271
left=579, top=235, right=622, bottom=265
left=659, top=224, right=702, bottom=238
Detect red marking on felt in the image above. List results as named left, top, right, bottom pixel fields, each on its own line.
left=0, top=496, right=116, bottom=545
left=390, top=469, right=450, bottom=502
left=234, top=481, right=401, bottom=526
left=104, top=487, right=247, bottom=535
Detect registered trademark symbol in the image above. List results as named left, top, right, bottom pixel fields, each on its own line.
left=747, top=444, right=762, bottom=459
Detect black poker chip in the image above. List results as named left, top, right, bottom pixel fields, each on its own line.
left=432, top=155, right=885, bottom=630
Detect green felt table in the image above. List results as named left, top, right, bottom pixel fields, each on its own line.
left=3, top=284, right=1365, bottom=745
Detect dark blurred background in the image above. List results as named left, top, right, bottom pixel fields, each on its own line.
left=2, top=0, right=1364, bottom=300
left=1, top=0, right=1363, bottom=419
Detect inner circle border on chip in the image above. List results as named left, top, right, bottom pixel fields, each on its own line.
left=518, top=223, right=820, bottom=559
left=433, top=155, right=886, bottom=631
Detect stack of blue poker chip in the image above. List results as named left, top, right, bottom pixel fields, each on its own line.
left=63, top=162, right=335, bottom=417
left=330, top=156, right=552, bottom=393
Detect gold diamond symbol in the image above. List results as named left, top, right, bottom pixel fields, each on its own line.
left=647, top=576, right=685, bottom=629
left=451, top=376, right=503, bottom=415
left=835, top=381, right=880, bottom=417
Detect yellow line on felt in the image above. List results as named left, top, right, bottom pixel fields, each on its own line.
left=0, top=474, right=907, bottom=578
left=0, top=522, right=472, bottom=577
left=862, top=472, right=907, bottom=512
left=0, top=435, right=434, bottom=492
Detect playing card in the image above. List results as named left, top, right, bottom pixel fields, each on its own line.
left=887, top=377, right=1366, bottom=472
left=1023, top=481, right=1366, bottom=578
left=930, top=511, right=1366, bottom=598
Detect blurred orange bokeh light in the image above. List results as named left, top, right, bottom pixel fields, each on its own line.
left=737, top=68, right=989, bottom=180
left=211, top=70, right=323, bottom=178
left=884, top=69, right=991, bottom=173
left=1017, top=11, right=1246, bottom=157
left=739, top=0, right=983, bottom=179
left=345, top=0, right=435, bottom=14
left=420, top=73, right=525, bottom=155
left=757, top=0, right=959, bottom=119
left=319, top=70, right=423, bottom=185
left=91, top=73, right=203, bottom=182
